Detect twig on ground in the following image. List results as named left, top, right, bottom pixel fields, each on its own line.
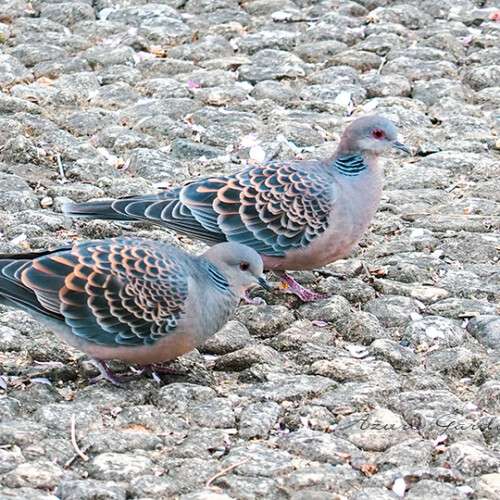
left=205, top=459, right=249, bottom=488
left=64, top=444, right=92, bottom=469
left=69, top=414, right=89, bottom=464
left=56, top=153, right=66, bottom=182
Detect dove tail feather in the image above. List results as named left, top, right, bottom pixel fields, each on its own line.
left=62, top=200, right=131, bottom=221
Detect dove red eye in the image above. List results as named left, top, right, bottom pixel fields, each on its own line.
left=372, top=129, right=385, bottom=139
left=239, top=262, right=250, bottom=271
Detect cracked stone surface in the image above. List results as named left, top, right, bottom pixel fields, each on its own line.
left=0, top=0, right=499, bottom=499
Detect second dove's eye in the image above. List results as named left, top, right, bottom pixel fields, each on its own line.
left=239, top=262, right=250, bottom=271
left=372, top=129, right=385, bottom=139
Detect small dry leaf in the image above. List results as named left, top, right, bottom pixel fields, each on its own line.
left=392, top=477, right=407, bottom=497
left=10, top=233, right=27, bottom=245
left=489, top=10, right=500, bottom=21
left=433, top=434, right=448, bottom=447
left=187, top=80, right=201, bottom=90
left=30, top=377, right=52, bottom=386
left=368, top=266, right=387, bottom=277
left=249, top=144, right=266, bottom=163
left=149, top=45, right=166, bottom=57
left=311, top=320, right=328, bottom=327
left=360, top=463, right=378, bottom=476
left=122, top=423, right=152, bottom=433
left=240, top=133, right=259, bottom=149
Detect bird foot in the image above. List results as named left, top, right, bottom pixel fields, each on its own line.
left=88, top=359, right=132, bottom=386
left=133, top=363, right=178, bottom=383
left=279, top=274, right=328, bottom=302
left=241, top=291, right=266, bottom=305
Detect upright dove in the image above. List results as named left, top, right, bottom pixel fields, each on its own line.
left=0, top=238, right=269, bottom=384
left=64, top=115, right=410, bottom=301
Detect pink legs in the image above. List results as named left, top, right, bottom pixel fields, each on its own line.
left=277, top=272, right=327, bottom=302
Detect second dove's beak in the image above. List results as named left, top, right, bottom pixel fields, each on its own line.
left=392, top=140, right=411, bottom=154
left=257, top=276, right=273, bottom=292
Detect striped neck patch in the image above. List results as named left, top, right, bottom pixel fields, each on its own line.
left=206, top=263, right=230, bottom=292
left=334, top=154, right=367, bottom=176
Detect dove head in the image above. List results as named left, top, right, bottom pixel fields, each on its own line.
left=203, top=242, right=270, bottom=296
left=338, top=115, right=410, bottom=157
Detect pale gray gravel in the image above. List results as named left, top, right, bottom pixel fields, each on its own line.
left=0, top=0, right=499, bottom=499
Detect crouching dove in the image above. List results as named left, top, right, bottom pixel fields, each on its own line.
left=0, top=238, right=270, bottom=384
left=64, top=115, right=410, bottom=302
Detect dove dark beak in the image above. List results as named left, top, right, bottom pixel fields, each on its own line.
left=392, top=141, right=411, bottom=154
left=257, top=276, right=273, bottom=292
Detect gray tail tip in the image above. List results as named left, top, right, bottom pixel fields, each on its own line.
left=62, top=201, right=88, bottom=218
left=61, top=201, right=76, bottom=216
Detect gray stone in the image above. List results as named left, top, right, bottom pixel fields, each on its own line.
left=171, top=139, right=224, bottom=160
left=214, top=345, right=282, bottom=372
left=476, top=381, right=500, bottom=413
left=252, top=80, right=297, bottom=104
left=464, top=65, right=500, bottom=90
left=336, top=408, right=418, bottom=452
left=309, top=357, right=397, bottom=385
left=341, top=311, right=387, bottom=345
left=126, top=147, right=186, bottom=182
left=82, top=45, right=135, bottom=68
left=363, top=74, right=412, bottom=98
left=8, top=44, right=68, bottom=68
left=238, top=401, right=281, bottom=439
left=404, top=316, right=468, bottom=349
left=57, top=479, right=126, bottom=500
left=383, top=57, right=458, bottom=81
left=0, top=54, right=32, bottom=86
left=425, top=347, right=485, bottom=378
left=189, top=397, right=236, bottom=428
left=3, top=460, right=64, bottom=489
left=201, top=320, right=252, bottom=354
left=299, top=295, right=352, bottom=328
left=440, top=440, right=499, bottom=476
left=220, top=443, right=296, bottom=477
left=0, top=446, right=25, bottom=474
left=370, top=339, right=418, bottom=371
left=239, top=49, right=306, bottom=83
left=412, top=79, right=468, bottom=106
left=154, top=383, right=216, bottom=413
left=364, top=295, right=424, bottom=328
left=40, top=2, right=95, bottom=26
left=405, top=480, right=469, bottom=500
left=427, top=298, right=497, bottom=319
left=235, top=30, right=297, bottom=55
left=234, top=304, right=295, bottom=338
left=280, top=428, right=364, bottom=464
left=0, top=173, right=39, bottom=212
left=376, top=439, right=433, bottom=471
left=240, top=374, right=335, bottom=403
left=89, top=452, right=154, bottom=481
left=467, top=316, right=500, bottom=350
left=330, top=50, right=382, bottom=71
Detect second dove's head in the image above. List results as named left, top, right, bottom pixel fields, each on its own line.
left=341, top=115, right=410, bottom=156
left=203, top=242, right=270, bottom=295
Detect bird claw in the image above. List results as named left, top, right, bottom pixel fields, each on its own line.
left=279, top=274, right=328, bottom=302
left=88, top=360, right=130, bottom=386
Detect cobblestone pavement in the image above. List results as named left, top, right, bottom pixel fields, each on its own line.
left=0, top=0, right=499, bottom=499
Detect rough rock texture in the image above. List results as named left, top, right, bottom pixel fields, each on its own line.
left=0, top=1, right=499, bottom=499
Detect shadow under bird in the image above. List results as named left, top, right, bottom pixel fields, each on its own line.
left=0, top=238, right=269, bottom=384
left=64, top=115, right=410, bottom=302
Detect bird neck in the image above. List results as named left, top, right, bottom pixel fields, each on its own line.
left=333, top=153, right=368, bottom=177
left=204, top=262, right=231, bottom=293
